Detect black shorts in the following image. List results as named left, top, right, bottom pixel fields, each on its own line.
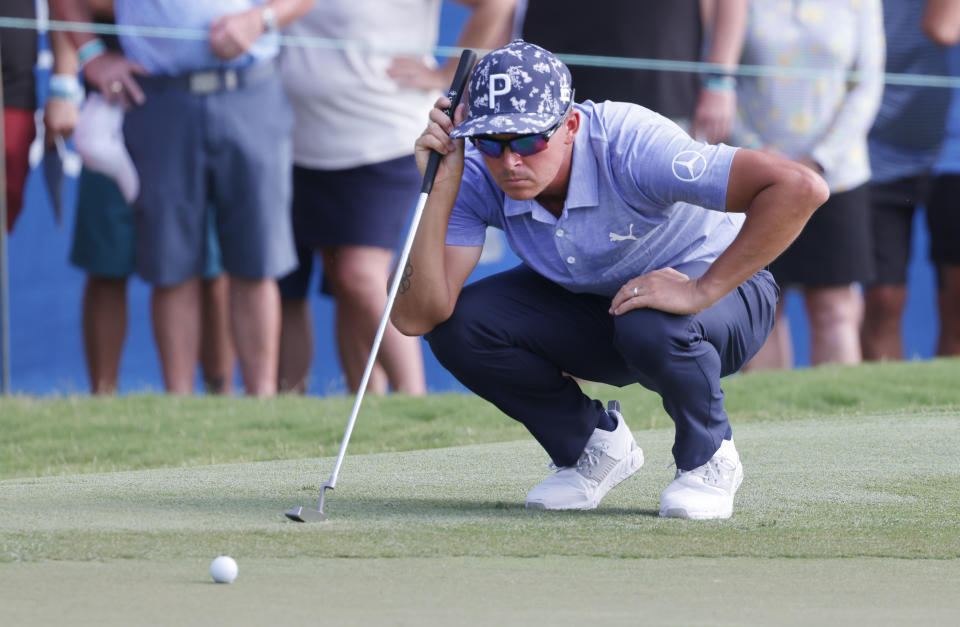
left=278, top=155, right=422, bottom=300
left=867, top=176, right=932, bottom=286
left=290, top=155, right=421, bottom=250
left=279, top=241, right=322, bottom=301
left=925, top=174, right=960, bottom=266
left=771, top=184, right=874, bottom=286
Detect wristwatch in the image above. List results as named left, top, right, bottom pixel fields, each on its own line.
left=260, top=6, right=278, bottom=32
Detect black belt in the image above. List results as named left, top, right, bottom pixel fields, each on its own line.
left=138, top=60, right=276, bottom=95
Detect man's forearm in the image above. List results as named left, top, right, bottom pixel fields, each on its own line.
left=440, top=0, right=514, bottom=78
left=924, top=0, right=960, bottom=45
left=391, top=188, right=463, bottom=336
left=706, top=0, right=747, bottom=70
left=49, top=0, right=97, bottom=49
left=50, top=30, right=78, bottom=74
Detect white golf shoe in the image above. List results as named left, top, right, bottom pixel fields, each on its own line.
left=526, top=401, right=644, bottom=510
left=659, top=438, right=743, bottom=520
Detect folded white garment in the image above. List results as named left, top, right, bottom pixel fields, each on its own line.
left=73, top=93, right=140, bottom=204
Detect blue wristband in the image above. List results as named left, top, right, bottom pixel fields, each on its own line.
left=703, top=74, right=737, bottom=91
left=48, top=74, right=83, bottom=103
left=78, top=38, right=107, bottom=70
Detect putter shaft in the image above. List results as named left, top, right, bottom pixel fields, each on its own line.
left=283, top=49, right=478, bottom=522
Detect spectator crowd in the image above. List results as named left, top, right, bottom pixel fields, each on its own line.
left=2, top=0, right=958, bottom=397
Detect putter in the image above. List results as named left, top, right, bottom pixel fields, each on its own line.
left=285, top=48, right=478, bottom=522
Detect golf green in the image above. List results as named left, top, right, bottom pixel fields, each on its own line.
left=2, top=409, right=959, bottom=624
left=4, top=556, right=959, bottom=626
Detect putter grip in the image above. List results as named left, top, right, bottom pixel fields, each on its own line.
left=421, top=48, right=478, bottom=194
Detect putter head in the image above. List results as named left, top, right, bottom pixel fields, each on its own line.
left=284, top=505, right=327, bottom=523
left=284, top=483, right=333, bottom=522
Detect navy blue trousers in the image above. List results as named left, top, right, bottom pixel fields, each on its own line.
left=425, top=265, right=779, bottom=470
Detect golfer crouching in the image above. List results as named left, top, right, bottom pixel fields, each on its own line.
left=392, top=41, right=828, bottom=519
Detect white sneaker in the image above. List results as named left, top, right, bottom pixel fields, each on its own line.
left=659, top=439, right=743, bottom=520
left=526, top=401, right=644, bottom=510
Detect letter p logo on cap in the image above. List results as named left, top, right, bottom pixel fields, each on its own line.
left=489, top=74, right=511, bottom=110
left=449, top=40, right=573, bottom=139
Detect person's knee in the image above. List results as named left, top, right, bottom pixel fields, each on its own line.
left=941, top=265, right=960, bottom=300
left=806, top=287, right=861, bottom=329
left=321, top=248, right=392, bottom=300
left=326, top=260, right=386, bottom=301
left=865, top=285, right=905, bottom=320
left=938, top=266, right=960, bottom=345
left=614, top=309, right=693, bottom=372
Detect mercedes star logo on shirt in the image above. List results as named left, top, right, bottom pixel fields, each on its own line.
left=671, top=150, right=707, bottom=182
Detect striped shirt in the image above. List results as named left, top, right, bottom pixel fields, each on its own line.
left=868, top=0, right=951, bottom=183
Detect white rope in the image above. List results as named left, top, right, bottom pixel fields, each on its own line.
left=2, top=16, right=960, bottom=89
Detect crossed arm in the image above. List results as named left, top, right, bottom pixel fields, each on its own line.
left=50, top=0, right=315, bottom=107
left=388, top=0, right=515, bottom=91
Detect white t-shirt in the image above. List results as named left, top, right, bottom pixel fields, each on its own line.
left=280, top=0, right=443, bottom=170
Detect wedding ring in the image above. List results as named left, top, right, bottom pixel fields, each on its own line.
left=632, top=286, right=639, bottom=297
left=110, top=81, right=123, bottom=94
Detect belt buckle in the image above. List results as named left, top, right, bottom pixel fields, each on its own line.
left=223, top=69, right=239, bottom=91
left=189, top=71, right=220, bottom=94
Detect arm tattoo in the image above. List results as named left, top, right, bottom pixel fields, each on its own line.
left=399, top=261, right=414, bottom=294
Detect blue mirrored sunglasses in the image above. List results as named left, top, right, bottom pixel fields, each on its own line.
left=470, top=117, right=564, bottom=158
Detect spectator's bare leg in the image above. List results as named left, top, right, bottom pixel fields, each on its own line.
left=862, top=285, right=906, bottom=360
left=334, top=303, right=389, bottom=395
left=278, top=298, right=313, bottom=394
left=82, top=276, right=127, bottom=394
left=324, top=245, right=388, bottom=395
left=806, top=285, right=863, bottom=365
left=322, top=246, right=426, bottom=396
left=375, top=313, right=426, bottom=395
left=937, top=265, right=960, bottom=356
left=200, top=274, right=234, bottom=394
left=152, top=279, right=202, bottom=395
left=230, top=276, right=281, bottom=396
left=741, top=298, right=792, bottom=371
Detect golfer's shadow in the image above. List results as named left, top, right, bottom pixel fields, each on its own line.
left=283, top=495, right=661, bottom=520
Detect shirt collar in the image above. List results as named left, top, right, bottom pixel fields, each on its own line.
left=500, top=117, right=600, bottom=219
left=565, top=122, right=599, bottom=210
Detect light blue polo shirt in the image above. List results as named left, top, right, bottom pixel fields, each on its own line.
left=114, top=0, right=279, bottom=76
left=448, top=100, right=744, bottom=297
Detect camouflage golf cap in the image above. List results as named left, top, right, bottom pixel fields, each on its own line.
left=449, top=40, right=574, bottom=139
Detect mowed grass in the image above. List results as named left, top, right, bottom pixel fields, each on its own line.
left=0, top=358, right=958, bottom=564
left=2, top=358, right=958, bottom=479
left=2, top=411, right=959, bottom=563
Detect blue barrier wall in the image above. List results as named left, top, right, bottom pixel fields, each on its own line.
left=3, top=3, right=940, bottom=395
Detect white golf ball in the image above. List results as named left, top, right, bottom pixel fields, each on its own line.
left=209, top=555, right=238, bottom=584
